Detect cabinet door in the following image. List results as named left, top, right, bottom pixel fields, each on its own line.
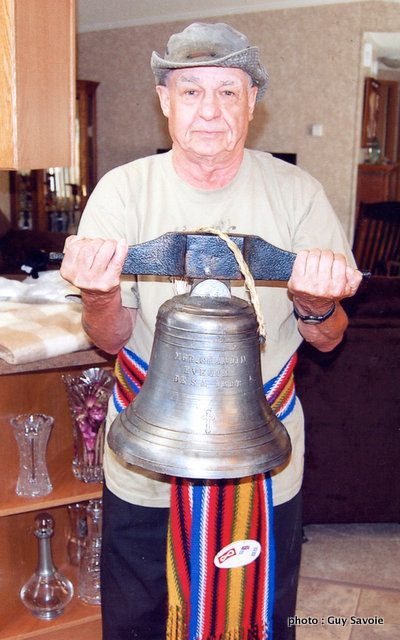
left=9, top=80, right=99, bottom=232
left=0, top=0, right=76, bottom=170
left=356, top=164, right=399, bottom=215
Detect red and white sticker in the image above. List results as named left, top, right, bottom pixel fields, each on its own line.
left=214, top=540, right=261, bottom=568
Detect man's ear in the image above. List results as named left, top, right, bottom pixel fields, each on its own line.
left=248, top=86, right=258, bottom=122
left=156, top=85, right=170, bottom=117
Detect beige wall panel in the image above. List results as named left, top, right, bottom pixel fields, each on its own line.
left=77, top=1, right=400, bottom=239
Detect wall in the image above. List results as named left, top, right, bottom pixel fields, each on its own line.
left=77, top=1, right=400, bottom=239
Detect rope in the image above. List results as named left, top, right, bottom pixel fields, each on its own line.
left=195, top=227, right=267, bottom=343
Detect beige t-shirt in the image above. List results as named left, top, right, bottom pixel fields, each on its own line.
left=78, top=149, right=355, bottom=507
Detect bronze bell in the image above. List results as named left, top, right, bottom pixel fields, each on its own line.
left=108, top=285, right=291, bottom=479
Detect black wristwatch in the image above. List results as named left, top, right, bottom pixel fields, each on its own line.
left=293, top=302, right=336, bottom=324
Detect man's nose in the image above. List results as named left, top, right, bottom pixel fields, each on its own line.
left=198, top=92, right=221, bottom=119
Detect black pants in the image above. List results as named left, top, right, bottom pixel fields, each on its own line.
left=101, top=485, right=302, bottom=640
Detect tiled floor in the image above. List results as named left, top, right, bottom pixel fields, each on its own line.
left=295, top=523, right=400, bottom=639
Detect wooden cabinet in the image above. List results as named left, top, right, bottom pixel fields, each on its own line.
left=0, top=349, right=114, bottom=639
left=9, top=80, right=99, bottom=232
left=0, top=0, right=76, bottom=170
left=77, top=80, right=99, bottom=213
left=356, top=163, right=399, bottom=214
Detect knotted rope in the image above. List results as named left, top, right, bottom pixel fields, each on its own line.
left=196, top=227, right=267, bottom=342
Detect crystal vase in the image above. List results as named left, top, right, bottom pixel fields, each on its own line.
left=78, top=498, right=102, bottom=605
left=20, top=512, right=74, bottom=619
left=10, top=413, right=54, bottom=497
left=67, top=502, right=88, bottom=566
left=63, top=368, right=114, bottom=483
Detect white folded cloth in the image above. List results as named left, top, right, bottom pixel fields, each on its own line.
left=0, top=270, right=80, bottom=303
left=0, top=301, right=92, bottom=364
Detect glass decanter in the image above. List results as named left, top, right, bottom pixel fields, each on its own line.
left=20, top=512, right=74, bottom=619
left=78, top=498, right=102, bottom=605
left=10, top=413, right=54, bottom=497
left=67, top=502, right=88, bottom=566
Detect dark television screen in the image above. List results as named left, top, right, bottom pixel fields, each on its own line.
left=269, top=152, right=297, bottom=165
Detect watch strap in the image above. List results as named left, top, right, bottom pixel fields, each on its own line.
left=293, top=302, right=336, bottom=324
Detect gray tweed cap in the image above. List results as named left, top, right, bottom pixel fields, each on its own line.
left=151, top=22, right=269, bottom=101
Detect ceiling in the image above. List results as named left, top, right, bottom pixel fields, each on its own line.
left=76, top=0, right=369, bottom=32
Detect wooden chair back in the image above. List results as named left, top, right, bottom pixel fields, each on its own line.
left=352, top=201, right=400, bottom=276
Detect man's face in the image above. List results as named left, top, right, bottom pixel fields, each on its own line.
left=156, top=67, right=258, bottom=161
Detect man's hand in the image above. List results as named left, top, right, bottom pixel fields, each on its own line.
left=60, top=235, right=128, bottom=292
left=287, top=249, right=363, bottom=352
left=60, top=235, right=134, bottom=355
left=288, top=249, right=362, bottom=315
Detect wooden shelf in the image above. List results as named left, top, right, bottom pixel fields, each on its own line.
left=0, top=346, right=114, bottom=376
left=0, top=445, right=102, bottom=517
left=0, top=560, right=101, bottom=640
left=358, top=162, right=399, bottom=174
left=0, top=350, right=111, bottom=639
left=0, top=595, right=101, bottom=640
left=0, top=359, right=106, bottom=516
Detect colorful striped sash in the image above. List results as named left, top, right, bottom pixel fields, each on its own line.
left=113, top=346, right=297, bottom=640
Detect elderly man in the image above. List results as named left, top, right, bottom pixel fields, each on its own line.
left=61, top=22, right=361, bottom=640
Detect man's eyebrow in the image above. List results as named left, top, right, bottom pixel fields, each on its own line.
left=176, top=76, right=239, bottom=87
left=177, top=74, right=201, bottom=84
left=219, top=80, right=237, bottom=87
